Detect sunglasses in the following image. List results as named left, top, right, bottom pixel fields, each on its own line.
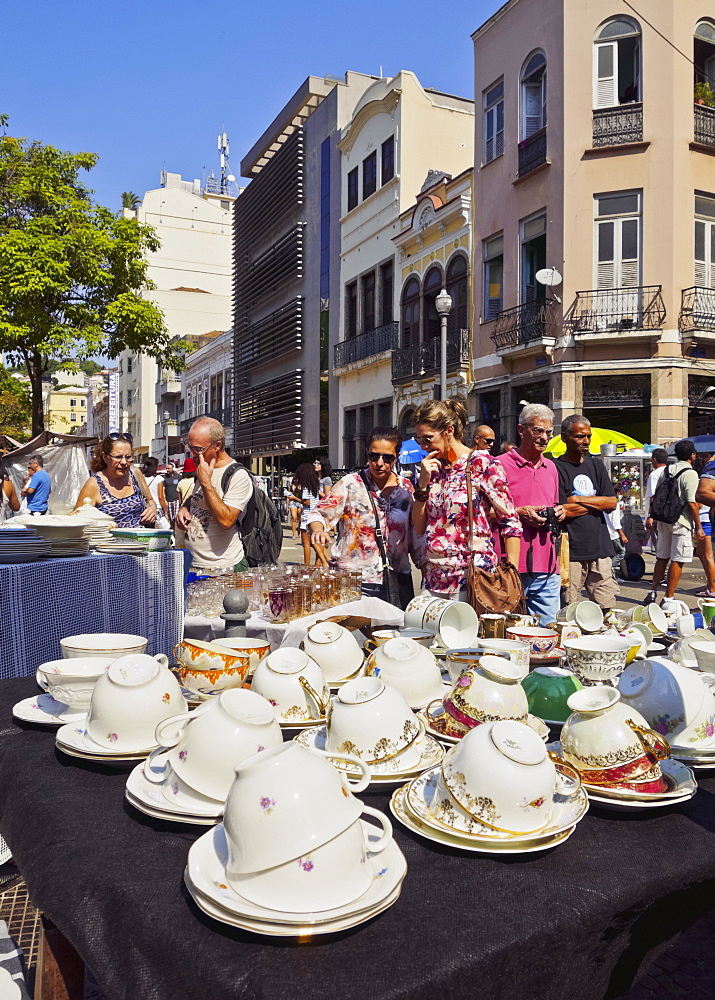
left=367, top=452, right=397, bottom=464
left=108, top=431, right=133, bottom=444
left=188, top=442, right=217, bottom=455
left=478, top=435, right=495, bottom=445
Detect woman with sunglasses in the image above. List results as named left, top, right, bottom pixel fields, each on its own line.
left=308, top=427, right=422, bottom=608
left=411, top=399, right=521, bottom=598
left=75, top=433, right=157, bottom=527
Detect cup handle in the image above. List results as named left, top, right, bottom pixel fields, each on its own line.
left=36, top=669, right=49, bottom=691
left=363, top=639, right=377, bottom=653
left=298, top=675, right=329, bottom=716
left=360, top=804, right=393, bottom=854
left=172, top=643, right=185, bottom=663
left=153, top=654, right=169, bottom=668
left=144, top=747, right=172, bottom=783
left=548, top=752, right=582, bottom=797
left=305, top=746, right=371, bottom=793
left=627, top=719, right=671, bottom=760
left=425, top=697, right=448, bottom=720
left=154, top=705, right=209, bottom=748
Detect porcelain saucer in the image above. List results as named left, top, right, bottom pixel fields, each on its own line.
left=56, top=724, right=156, bottom=762
left=529, top=648, right=566, bottom=664
left=580, top=759, right=696, bottom=802
left=405, top=766, right=588, bottom=841
left=125, top=762, right=222, bottom=819
left=187, top=822, right=406, bottom=925
left=417, top=707, right=549, bottom=745
left=390, top=786, right=576, bottom=854
left=328, top=664, right=365, bottom=692
left=125, top=789, right=218, bottom=826
left=586, top=787, right=697, bottom=812
left=293, top=726, right=444, bottom=784
left=278, top=716, right=326, bottom=733
left=185, top=871, right=403, bottom=937
left=13, top=694, right=85, bottom=726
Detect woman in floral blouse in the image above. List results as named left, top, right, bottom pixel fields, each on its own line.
left=411, top=399, right=522, bottom=598
left=308, top=427, right=423, bottom=608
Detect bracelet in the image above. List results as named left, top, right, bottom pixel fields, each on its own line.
left=413, top=487, right=429, bottom=502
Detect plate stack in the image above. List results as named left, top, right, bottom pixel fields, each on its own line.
left=94, top=540, right=148, bottom=555
left=13, top=515, right=89, bottom=558
left=0, top=526, right=52, bottom=563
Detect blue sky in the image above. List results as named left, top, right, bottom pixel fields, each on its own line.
left=2, top=0, right=495, bottom=209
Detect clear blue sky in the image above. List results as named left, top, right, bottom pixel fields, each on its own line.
left=2, top=0, right=496, bottom=209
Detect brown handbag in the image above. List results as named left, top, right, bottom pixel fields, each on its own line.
left=465, top=455, right=524, bottom=615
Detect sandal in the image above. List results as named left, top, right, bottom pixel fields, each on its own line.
left=695, top=589, right=715, bottom=598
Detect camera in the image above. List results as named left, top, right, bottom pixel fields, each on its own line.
left=536, top=507, right=561, bottom=538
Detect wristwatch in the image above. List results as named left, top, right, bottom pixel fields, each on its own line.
left=413, top=487, right=430, bottom=502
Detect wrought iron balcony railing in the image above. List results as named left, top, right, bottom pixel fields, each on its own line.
left=391, top=328, right=470, bottom=382
left=333, top=322, right=399, bottom=369
left=694, top=104, right=715, bottom=148
left=679, top=286, right=715, bottom=333
left=179, top=406, right=232, bottom=435
left=518, top=128, right=547, bottom=177
left=491, top=300, right=559, bottom=350
left=564, top=285, right=665, bottom=335
left=592, top=103, right=643, bottom=147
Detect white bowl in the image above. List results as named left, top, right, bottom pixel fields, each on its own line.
left=61, top=633, right=147, bottom=659
left=688, top=641, right=715, bottom=675
left=36, top=657, right=112, bottom=711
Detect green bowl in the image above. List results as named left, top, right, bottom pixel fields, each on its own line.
left=522, top=667, right=583, bottom=724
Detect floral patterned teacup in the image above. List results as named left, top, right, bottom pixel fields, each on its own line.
left=36, top=657, right=113, bottom=712
left=326, top=676, right=423, bottom=770
left=619, top=657, right=715, bottom=748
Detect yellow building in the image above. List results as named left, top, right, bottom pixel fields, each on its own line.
left=44, top=385, right=89, bottom=434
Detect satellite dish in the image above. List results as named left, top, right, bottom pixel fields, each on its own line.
left=227, top=174, right=236, bottom=183
left=535, top=267, right=563, bottom=287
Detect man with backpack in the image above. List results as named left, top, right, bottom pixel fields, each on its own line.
left=645, top=439, right=704, bottom=606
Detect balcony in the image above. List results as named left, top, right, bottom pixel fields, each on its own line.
left=694, top=104, right=715, bottom=150
left=592, top=103, right=643, bottom=148
left=564, top=285, right=665, bottom=340
left=155, top=374, right=182, bottom=404
left=491, top=300, right=559, bottom=353
left=391, top=328, right=470, bottom=383
left=333, top=322, right=399, bottom=371
left=679, top=286, right=715, bottom=335
left=517, top=128, right=547, bottom=178
left=179, top=406, right=233, bottom=435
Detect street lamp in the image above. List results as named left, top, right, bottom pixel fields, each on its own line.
left=435, top=288, right=452, bottom=401
left=163, top=409, right=171, bottom=464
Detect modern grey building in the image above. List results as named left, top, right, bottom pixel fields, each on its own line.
left=232, top=72, right=378, bottom=465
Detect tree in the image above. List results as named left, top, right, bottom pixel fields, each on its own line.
left=0, top=121, right=188, bottom=434
left=121, top=191, right=141, bottom=211
left=0, top=364, right=32, bottom=441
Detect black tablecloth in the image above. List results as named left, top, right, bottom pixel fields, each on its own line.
left=1, top=675, right=715, bottom=1000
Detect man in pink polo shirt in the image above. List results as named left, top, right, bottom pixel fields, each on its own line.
left=497, top=403, right=565, bottom=624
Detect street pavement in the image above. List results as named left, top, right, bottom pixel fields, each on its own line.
left=281, top=528, right=715, bottom=999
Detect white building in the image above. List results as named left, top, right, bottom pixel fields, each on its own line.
left=333, top=73, right=474, bottom=467
left=180, top=329, right=233, bottom=456
left=116, top=170, right=236, bottom=458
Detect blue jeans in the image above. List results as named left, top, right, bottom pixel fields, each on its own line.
left=520, top=572, right=561, bottom=626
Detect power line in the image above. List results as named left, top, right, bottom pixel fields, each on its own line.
left=622, top=1, right=697, bottom=70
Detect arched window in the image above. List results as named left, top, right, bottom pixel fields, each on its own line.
left=401, top=278, right=420, bottom=349
left=520, top=52, right=546, bottom=139
left=593, top=17, right=641, bottom=109
left=423, top=267, right=443, bottom=341
left=446, top=255, right=469, bottom=337
left=695, top=20, right=715, bottom=93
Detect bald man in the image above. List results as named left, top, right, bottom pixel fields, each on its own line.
left=473, top=425, right=496, bottom=455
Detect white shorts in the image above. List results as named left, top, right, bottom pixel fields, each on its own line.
left=654, top=522, right=693, bottom=563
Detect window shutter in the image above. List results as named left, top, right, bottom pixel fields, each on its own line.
left=619, top=218, right=640, bottom=287
left=523, top=82, right=543, bottom=137
left=496, top=100, right=504, bottom=156
left=594, top=42, right=618, bottom=109
left=597, top=221, right=616, bottom=289
left=485, top=107, right=494, bottom=162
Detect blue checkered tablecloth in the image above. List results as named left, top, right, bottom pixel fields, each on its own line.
left=0, top=550, right=185, bottom=678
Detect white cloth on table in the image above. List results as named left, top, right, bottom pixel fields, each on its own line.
left=0, top=550, right=185, bottom=678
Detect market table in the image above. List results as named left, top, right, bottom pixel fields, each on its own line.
left=0, top=551, right=185, bottom=678
left=1, top=675, right=715, bottom=1000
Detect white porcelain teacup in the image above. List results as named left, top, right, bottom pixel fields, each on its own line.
left=145, top=688, right=283, bottom=802
left=422, top=599, right=479, bottom=648
left=563, top=635, right=631, bottom=686
left=365, top=628, right=434, bottom=649
left=326, top=676, right=423, bottom=770
left=429, top=720, right=580, bottom=836
left=251, top=647, right=329, bottom=723
left=364, top=637, right=443, bottom=709
left=210, top=637, right=271, bottom=675
left=470, top=638, right=530, bottom=680
left=227, top=809, right=392, bottom=912
left=660, top=598, right=690, bottom=621
left=632, top=603, right=668, bottom=636
left=676, top=615, right=696, bottom=638
left=301, top=622, right=363, bottom=683
left=564, top=601, right=604, bottom=633
left=86, top=653, right=185, bottom=751
left=619, top=657, right=715, bottom=748
left=688, top=641, right=715, bottom=675
left=223, top=742, right=371, bottom=876
left=36, top=657, right=113, bottom=711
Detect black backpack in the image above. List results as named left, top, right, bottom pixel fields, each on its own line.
left=220, top=464, right=283, bottom=567
left=649, top=466, right=688, bottom=524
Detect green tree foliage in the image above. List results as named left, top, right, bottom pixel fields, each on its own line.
left=0, top=364, right=31, bottom=441
left=0, top=121, right=187, bottom=434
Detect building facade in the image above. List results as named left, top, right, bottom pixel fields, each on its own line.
left=232, top=72, right=379, bottom=468
left=332, top=74, right=474, bottom=468
left=180, top=329, right=233, bottom=455
left=471, top=0, right=715, bottom=447
left=116, top=170, right=235, bottom=458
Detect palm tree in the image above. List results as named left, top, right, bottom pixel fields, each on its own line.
left=121, top=191, right=141, bottom=211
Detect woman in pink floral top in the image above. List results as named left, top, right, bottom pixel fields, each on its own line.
left=411, top=399, right=522, bottom=597
left=308, top=427, right=424, bottom=608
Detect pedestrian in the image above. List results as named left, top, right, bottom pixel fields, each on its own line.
left=285, top=477, right=302, bottom=539
left=694, top=451, right=715, bottom=599
left=555, top=415, right=619, bottom=611
left=472, top=424, right=496, bottom=455
left=605, top=486, right=629, bottom=573
left=0, top=457, right=20, bottom=524
left=20, top=455, right=51, bottom=514
left=500, top=441, right=517, bottom=454
left=293, top=463, right=329, bottom=568
left=411, top=398, right=521, bottom=599
left=141, top=457, right=170, bottom=529
left=645, top=438, right=703, bottom=606
left=313, top=456, right=333, bottom=498
left=308, top=427, right=422, bottom=608
left=497, top=404, right=565, bottom=625
left=75, top=434, right=157, bottom=527
left=644, top=447, right=668, bottom=550
left=160, top=462, right=181, bottom=528
left=174, top=418, right=254, bottom=572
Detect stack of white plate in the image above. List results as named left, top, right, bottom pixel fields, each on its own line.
left=83, top=525, right=116, bottom=547
left=55, top=723, right=156, bottom=766
left=125, top=762, right=222, bottom=826
left=12, top=515, right=89, bottom=557
left=94, top=540, right=148, bottom=555
left=0, top=527, right=52, bottom=564
left=47, top=536, right=90, bottom=558
left=184, top=823, right=407, bottom=936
